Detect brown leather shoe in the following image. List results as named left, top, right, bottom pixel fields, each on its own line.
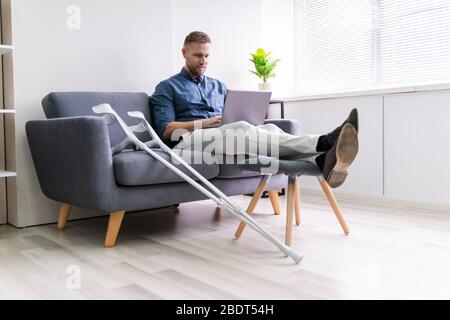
left=322, top=123, right=359, bottom=188
left=346, top=108, right=359, bottom=132
left=317, top=108, right=359, bottom=152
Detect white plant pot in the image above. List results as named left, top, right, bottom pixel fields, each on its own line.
left=258, top=82, right=272, bottom=91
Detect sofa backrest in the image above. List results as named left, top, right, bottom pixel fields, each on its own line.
left=42, top=92, right=151, bottom=147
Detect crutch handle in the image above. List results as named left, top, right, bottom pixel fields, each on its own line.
left=92, top=103, right=115, bottom=114
left=127, top=111, right=146, bottom=119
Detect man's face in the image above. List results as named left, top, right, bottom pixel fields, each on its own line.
left=182, top=42, right=210, bottom=78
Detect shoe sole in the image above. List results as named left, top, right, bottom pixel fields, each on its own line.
left=326, top=123, right=359, bottom=188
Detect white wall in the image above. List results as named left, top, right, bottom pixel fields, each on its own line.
left=10, top=0, right=173, bottom=226
left=384, top=91, right=450, bottom=206
left=171, top=0, right=262, bottom=90
left=261, top=0, right=294, bottom=97
left=171, top=0, right=293, bottom=95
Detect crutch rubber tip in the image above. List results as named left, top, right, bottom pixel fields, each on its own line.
left=292, top=255, right=303, bottom=264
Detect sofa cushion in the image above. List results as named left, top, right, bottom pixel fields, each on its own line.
left=113, top=149, right=219, bottom=186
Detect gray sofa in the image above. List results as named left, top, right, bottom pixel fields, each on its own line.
left=26, top=92, right=300, bottom=247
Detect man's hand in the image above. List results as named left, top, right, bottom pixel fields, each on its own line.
left=199, top=115, right=222, bottom=128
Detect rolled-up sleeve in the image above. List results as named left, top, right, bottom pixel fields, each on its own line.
left=150, top=82, right=176, bottom=138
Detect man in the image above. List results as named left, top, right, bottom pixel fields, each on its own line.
left=151, top=31, right=359, bottom=188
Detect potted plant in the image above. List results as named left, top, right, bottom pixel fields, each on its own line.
left=249, top=48, right=280, bottom=91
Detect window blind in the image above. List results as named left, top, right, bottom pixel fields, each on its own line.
left=378, top=0, right=450, bottom=85
left=294, top=0, right=450, bottom=95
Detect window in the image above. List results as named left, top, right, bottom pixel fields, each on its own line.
left=294, top=0, right=450, bottom=95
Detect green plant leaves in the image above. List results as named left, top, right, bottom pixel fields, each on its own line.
left=249, top=48, right=280, bottom=81
left=249, top=70, right=263, bottom=78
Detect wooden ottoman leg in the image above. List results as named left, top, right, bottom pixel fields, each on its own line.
left=318, top=177, right=350, bottom=235
left=285, top=175, right=296, bottom=246
left=294, top=177, right=300, bottom=226
left=268, top=189, right=281, bottom=215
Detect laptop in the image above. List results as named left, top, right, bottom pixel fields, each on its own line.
left=206, top=89, right=272, bottom=128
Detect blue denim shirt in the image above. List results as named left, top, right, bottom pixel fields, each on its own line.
left=150, top=68, right=227, bottom=139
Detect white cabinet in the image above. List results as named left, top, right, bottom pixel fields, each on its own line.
left=0, top=44, right=13, bottom=224
left=384, top=91, right=450, bottom=206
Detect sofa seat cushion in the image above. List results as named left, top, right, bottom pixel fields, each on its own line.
left=113, top=149, right=219, bottom=186
left=215, top=155, right=262, bottom=179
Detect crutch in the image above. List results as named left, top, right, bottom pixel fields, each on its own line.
left=92, top=104, right=302, bottom=264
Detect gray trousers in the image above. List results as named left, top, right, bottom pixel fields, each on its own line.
left=173, top=121, right=321, bottom=163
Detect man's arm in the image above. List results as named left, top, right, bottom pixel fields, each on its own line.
left=150, top=82, right=177, bottom=139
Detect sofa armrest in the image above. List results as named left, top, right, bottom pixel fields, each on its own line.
left=264, top=118, right=300, bottom=135
left=26, top=116, right=117, bottom=209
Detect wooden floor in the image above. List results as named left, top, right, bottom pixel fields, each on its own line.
left=1, top=193, right=450, bottom=300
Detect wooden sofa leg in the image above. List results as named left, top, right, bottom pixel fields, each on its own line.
left=105, top=211, right=126, bottom=248
left=319, top=179, right=350, bottom=235
left=294, top=178, right=300, bottom=226
left=268, top=189, right=281, bottom=215
left=57, top=203, right=72, bottom=230
left=235, top=175, right=270, bottom=239
left=285, top=176, right=296, bottom=246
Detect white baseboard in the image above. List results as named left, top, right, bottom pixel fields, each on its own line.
left=299, top=188, right=450, bottom=214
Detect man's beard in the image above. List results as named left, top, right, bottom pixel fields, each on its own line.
left=187, top=65, right=205, bottom=77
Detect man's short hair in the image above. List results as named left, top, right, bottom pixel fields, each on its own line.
left=183, top=31, right=211, bottom=47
